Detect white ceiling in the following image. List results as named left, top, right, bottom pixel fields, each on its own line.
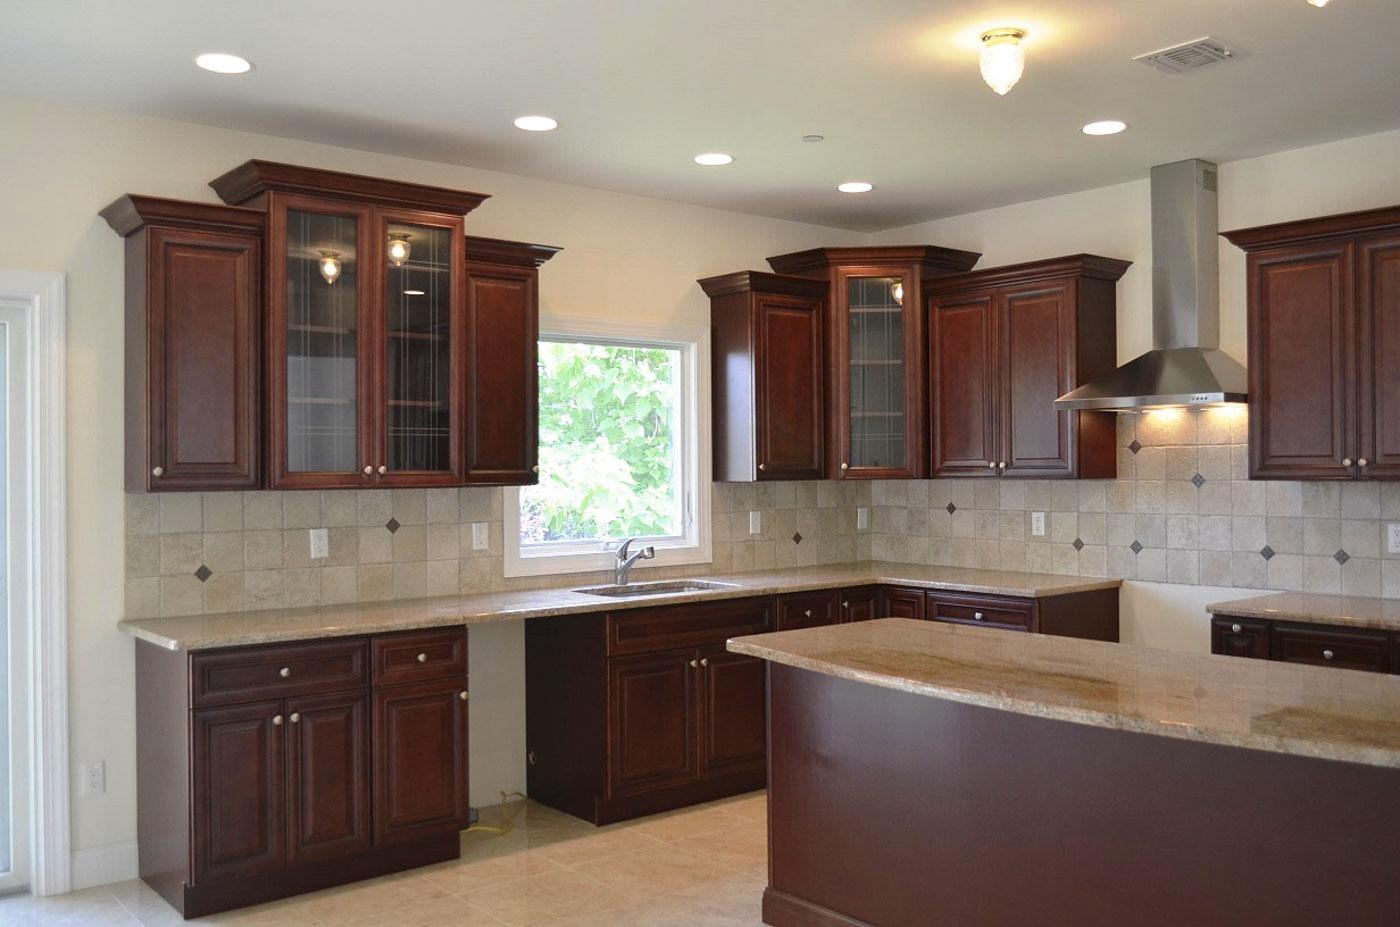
left=4, top=0, right=1399, bottom=231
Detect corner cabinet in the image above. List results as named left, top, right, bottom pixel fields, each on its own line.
left=766, top=246, right=982, bottom=480
left=700, top=271, right=827, bottom=481
left=926, top=255, right=1127, bottom=479
left=1224, top=205, right=1400, bottom=480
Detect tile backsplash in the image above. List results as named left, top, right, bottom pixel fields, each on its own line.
left=124, top=482, right=871, bottom=619
left=870, top=407, right=1400, bottom=597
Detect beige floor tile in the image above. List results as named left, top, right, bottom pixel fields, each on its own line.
left=629, top=804, right=742, bottom=843
left=421, top=845, right=563, bottom=896
left=711, top=792, right=767, bottom=824
left=107, top=878, right=317, bottom=927
left=528, top=824, right=661, bottom=866
left=474, top=800, right=586, bottom=834
left=462, top=868, right=633, bottom=926
left=571, top=843, right=738, bottom=899
left=549, top=872, right=765, bottom=927
left=672, top=821, right=768, bottom=879
left=294, top=872, right=450, bottom=924
left=0, top=886, right=140, bottom=925
left=336, top=894, right=505, bottom=927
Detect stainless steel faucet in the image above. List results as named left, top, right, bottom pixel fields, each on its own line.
left=614, top=537, right=656, bottom=585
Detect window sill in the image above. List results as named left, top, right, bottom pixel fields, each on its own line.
left=502, top=543, right=712, bottom=579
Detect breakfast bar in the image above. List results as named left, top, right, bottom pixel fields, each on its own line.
left=729, top=618, right=1400, bottom=927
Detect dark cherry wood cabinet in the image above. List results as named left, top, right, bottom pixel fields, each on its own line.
left=136, top=627, right=468, bottom=917
left=881, top=586, right=927, bottom=620
left=881, top=585, right=1118, bottom=641
left=927, top=255, right=1126, bottom=479
left=1210, top=616, right=1269, bottom=660
left=1211, top=611, right=1400, bottom=673
left=463, top=236, right=560, bottom=484
left=766, top=246, right=982, bottom=480
left=607, top=649, right=701, bottom=797
left=776, top=590, right=840, bottom=630
left=101, top=196, right=265, bottom=492
left=1225, top=204, right=1400, bottom=480
left=701, top=271, right=828, bottom=481
left=698, top=643, right=767, bottom=778
left=839, top=586, right=880, bottom=622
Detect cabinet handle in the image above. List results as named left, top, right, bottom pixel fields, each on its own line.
left=974, top=611, right=985, bottom=621
left=804, top=609, right=813, bottom=618
left=272, top=714, right=283, bottom=726
left=417, top=652, right=428, bottom=663
left=689, top=659, right=699, bottom=668
left=1231, top=623, right=1243, bottom=634
left=289, top=712, right=300, bottom=723
left=527, top=750, right=536, bottom=766
left=1322, top=649, right=1335, bottom=661
left=1358, top=458, right=1369, bottom=468
left=998, top=461, right=1006, bottom=470
left=459, top=690, right=469, bottom=700
left=378, top=465, right=388, bottom=475
left=279, top=667, right=291, bottom=678
left=700, top=657, right=709, bottom=666
left=758, top=463, right=766, bottom=472
left=363, top=465, right=373, bottom=476
left=532, top=465, right=540, bottom=474
left=840, top=462, right=849, bottom=471
left=988, top=461, right=997, bottom=469
left=151, top=466, right=164, bottom=477
left=842, top=601, right=849, bottom=608
left=1343, top=458, right=1353, bottom=467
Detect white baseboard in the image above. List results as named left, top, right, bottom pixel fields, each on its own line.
left=71, top=841, right=138, bottom=890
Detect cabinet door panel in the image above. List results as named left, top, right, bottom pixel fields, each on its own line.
left=1001, top=283, right=1074, bottom=477
left=1358, top=234, right=1400, bottom=479
left=464, top=261, right=537, bottom=484
left=698, top=645, right=766, bottom=779
left=192, top=701, right=285, bottom=884
left=287, top=692, right=370, bottom=863
left=881, top=587, right=926, bottom=620
left=755, top=294, right=824, bottom=479
left=607, top=651, right=698, bottom=797
left=930, top=291, right=998, bottom=476
left=373, top=679, right=468, bottom=842
left=1247, top=244, right=1355, bottom=479
left=144, top=226, right=261, bottom=490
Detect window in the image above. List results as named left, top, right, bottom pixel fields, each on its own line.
left=504, top=317, right=710, bottom=577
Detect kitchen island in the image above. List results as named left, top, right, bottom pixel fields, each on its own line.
left=729, top=618, right=1400, bottom=927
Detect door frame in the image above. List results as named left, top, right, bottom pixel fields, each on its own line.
left=0, top=270, right=69, bottom=896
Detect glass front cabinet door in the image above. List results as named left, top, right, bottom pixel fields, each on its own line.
left=766, top=246, right=982, bottom=479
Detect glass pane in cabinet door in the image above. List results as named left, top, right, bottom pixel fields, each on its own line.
left=286, top=210, right=359, bottom=473
left=384, top=222, right=453, bottom=473
left=847, top=276, right=905, bottom=469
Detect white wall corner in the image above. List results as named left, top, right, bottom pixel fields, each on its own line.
left=70, top=840, right=139, bottom=890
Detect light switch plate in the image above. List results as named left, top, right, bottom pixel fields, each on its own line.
left=1388, top=523, right=1400, bottom=554
left=1031, top=512, right=1046, bottom=537
left=749, top=511, right=762, bottom=535
left=309, top=528, right=329, bottom=559
left=472, top=522, right=489, bottom=551
left=857, top=507, right=869, bottom=531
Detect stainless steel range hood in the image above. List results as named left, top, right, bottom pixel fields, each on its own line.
left=1055, top=159, right=1247, bottom=411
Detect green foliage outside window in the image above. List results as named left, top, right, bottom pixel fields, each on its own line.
left=521, top=341, right=680, bottom=543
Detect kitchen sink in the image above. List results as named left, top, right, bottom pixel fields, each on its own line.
left=574, top=580, right=739, bottom=598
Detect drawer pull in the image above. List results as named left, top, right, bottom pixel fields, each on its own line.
left=841, top=601, right=849, bottom=608
left=459, top=690, right=469, bottom=701
left=689, top=659, right=699, bottom=668
left=1231, top=623, right=1242, bottom=634
left=272, top=714, right=283, bottom=726
left=152, top=466, right=164, bottom=477
left=417, top=652, right=428, bottom=663
left=289, top=712, right=300, bottom=723
left=1323, top=649, right=1335, bottom=661
left=804, top=609, right=813, bottom=618
left=278, top=667, right=291, bottom=678
left=974, top=611, right=985, bottom=621
left=700, top=657, right=709, bottom=666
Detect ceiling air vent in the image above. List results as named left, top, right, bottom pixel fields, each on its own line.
left=1134, top=37, right=1244, bottom=74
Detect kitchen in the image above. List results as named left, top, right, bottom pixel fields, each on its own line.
left=1, top=1, right=1399, bottom=925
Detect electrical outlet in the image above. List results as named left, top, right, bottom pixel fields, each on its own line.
left=749, top=511, right=762, bottom=535
left=1031, top=512, right=1046, bottom=537
left=857, top=506, right=869, bottom=531
left=1388, top=523, right=1400, bottom=554
left=472, top=522, right=489, bottom=551
left=308, top=528, right=329, bottom=560
left=82, top=760, right=105, bottom=797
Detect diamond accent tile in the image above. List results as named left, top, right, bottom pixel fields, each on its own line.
left=1072, top=538, right=1085, bottom=551
left=791, top=532, right=803, bottom=545
left=385, top=518, right=401, bottom=534
left=1260, top=545, right=1275, bottom=561
left=1191, top=473, right=1206, bottom=488
left=945, top=503, right=957, bottom=515
left=1334, top=549, right=1351, bottom=565
left=1128, top=440, right=1142, bottom=454
left=194, top=565, right=212, bottom=583
left=1129, top=540, right=1143, bottom=554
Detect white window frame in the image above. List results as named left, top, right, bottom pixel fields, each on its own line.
left=504, top=315, right=711, bottom=578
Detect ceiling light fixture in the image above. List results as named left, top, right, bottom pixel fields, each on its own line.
left=694, top=152, right=734, bottom=166
left=387, top=234, right=412, bottom=267
left=1082, top=120, right=1128, bottom=136
left=317, top=251, right=343, bottom=286
left=979, top=29, right=1026, bottom=95
left=195, top=52, right=253, bottom=74
left=837, top=181, right=874, bottom=193
left=513, top=115, right=558, bottom=132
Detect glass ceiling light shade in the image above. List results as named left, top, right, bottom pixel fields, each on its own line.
left=387, top=234, right=412, bottom=267
left=317, top=251, right=343, bottom=285
left=980, top=29, right=1026, bottom=95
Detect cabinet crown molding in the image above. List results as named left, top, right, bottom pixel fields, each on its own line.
left=1223, top=203, right=1400, bottom=250
left=465, top=235, right=562, bottom=268
left=100, top=194, right=266, bottom=237
left=924, top=253, right=1131, bottom=293
left=210, top=160, right=491, bottom=216
left=765, top=245, right=982, bottom=277
left=697, top=270, right=829, bottom=299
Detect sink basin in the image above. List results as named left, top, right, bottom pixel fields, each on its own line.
left=574, top=580, right=739, bottom=598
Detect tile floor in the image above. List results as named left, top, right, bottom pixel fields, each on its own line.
left=0, top=791, right=768, bottom=926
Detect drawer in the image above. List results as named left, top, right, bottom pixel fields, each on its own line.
left=372, top=628, right=468, bottom=687
left=607, top=597, right=773, bottom=656
left=191, top=638, right=369, bottom=707
left=927, top=593, right=1034, bottom=632
left=880, top=586, right=926, bottom=620
left=1270, top=623, right=1392, bottom=673
left=1211, top=616, right=1269, bottom=660
left=777, top=591, right=840, bottom=631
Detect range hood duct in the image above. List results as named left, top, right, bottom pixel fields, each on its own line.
left=1055, top=159, right=1247, bottom=411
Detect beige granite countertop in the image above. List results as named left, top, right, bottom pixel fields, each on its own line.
left=727, top=617, right=1400, bottom=769
left=1207, top=592, right=1400, bottom=632
left=119, top=562, right=1119, bottom=651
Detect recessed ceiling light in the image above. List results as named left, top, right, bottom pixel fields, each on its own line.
left=1307, top=0, right=1330, bottom=6
left=694, top=152, right=734, bottom=166
left=195, top=53, right=253, bottom=74
left=1082, top=120, right=1128, bottom=136
left=513, top=115, right=558, bottom=132
left=802, top=134, right=825, bottom=143
left=837, top=181, right=875, bottom=194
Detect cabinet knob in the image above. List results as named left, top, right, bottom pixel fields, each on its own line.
left=363, top=465, right=374, bottom=476
left=840, top=462, right=849, bottom=471
left=1343, top=458, right=1353, bottom=467
left=527, top=750, right=536, bottom=766
left=988, top=461, right=997, bottom=469
left=279, top=667, right=290, bottom=678
left=998, top=461, right=1006, bottom=470
left=378, top=465, right=387, bottom=475
left=532, top=465, right=540, bottom=474
left=700, top=657, right=709, bottom=666
left=151, top=466, right=164, bottom=477
left=1358, top=458, right=1369, bottom=468
left=272, top=714, right=283, bottom=726
left=974, top=611, right=985, bottom=621
left=841, top=601, right=849, bottom=608
left=459, top=690, right=469, bottom=700
left=417, top=652, right=428, bottom=663
left=758, top=463, right=766, bottom=472
left=804, top=609, right=813, bottom=618
left=689, top=659, right=699, bottom=668
left=1231, top=623, right=1243, bottom=634
left=1322, top=649, right=1335, bottom=661
left=289, top=712, right=300, bottom=723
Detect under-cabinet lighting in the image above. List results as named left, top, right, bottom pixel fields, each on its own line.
left=195, top=53, right=253, bottom=74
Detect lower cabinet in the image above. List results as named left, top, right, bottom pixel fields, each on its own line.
left=137, top=628, right=468, bottom=918
left=882, top=586, right=927, bottom=620
left=607, top=649, right=701, bottom=797
left=1212, top=613, right=1398, bottom=673
left=839, top=586, right=881, bottom=622
left=883, top=585, right=1119, bottom=641
left=1210, top=616, right=1269, bottom=660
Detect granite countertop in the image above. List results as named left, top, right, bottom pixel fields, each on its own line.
left=1207, top=592, right=1400, bottom=632
left=119, top=561, right=1120, bottom=651
left=727, top=617, right=1400, bottom=769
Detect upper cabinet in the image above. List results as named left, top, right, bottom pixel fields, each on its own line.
left=766, top=246, right=982, bottom=480
left=926, top=255, right=1128, bottom=479
left=700, top=271, right=828, bottom=481
left=102, top=196, right=266, bottom=492
left=1224, top=205, right=1400, bottom=480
